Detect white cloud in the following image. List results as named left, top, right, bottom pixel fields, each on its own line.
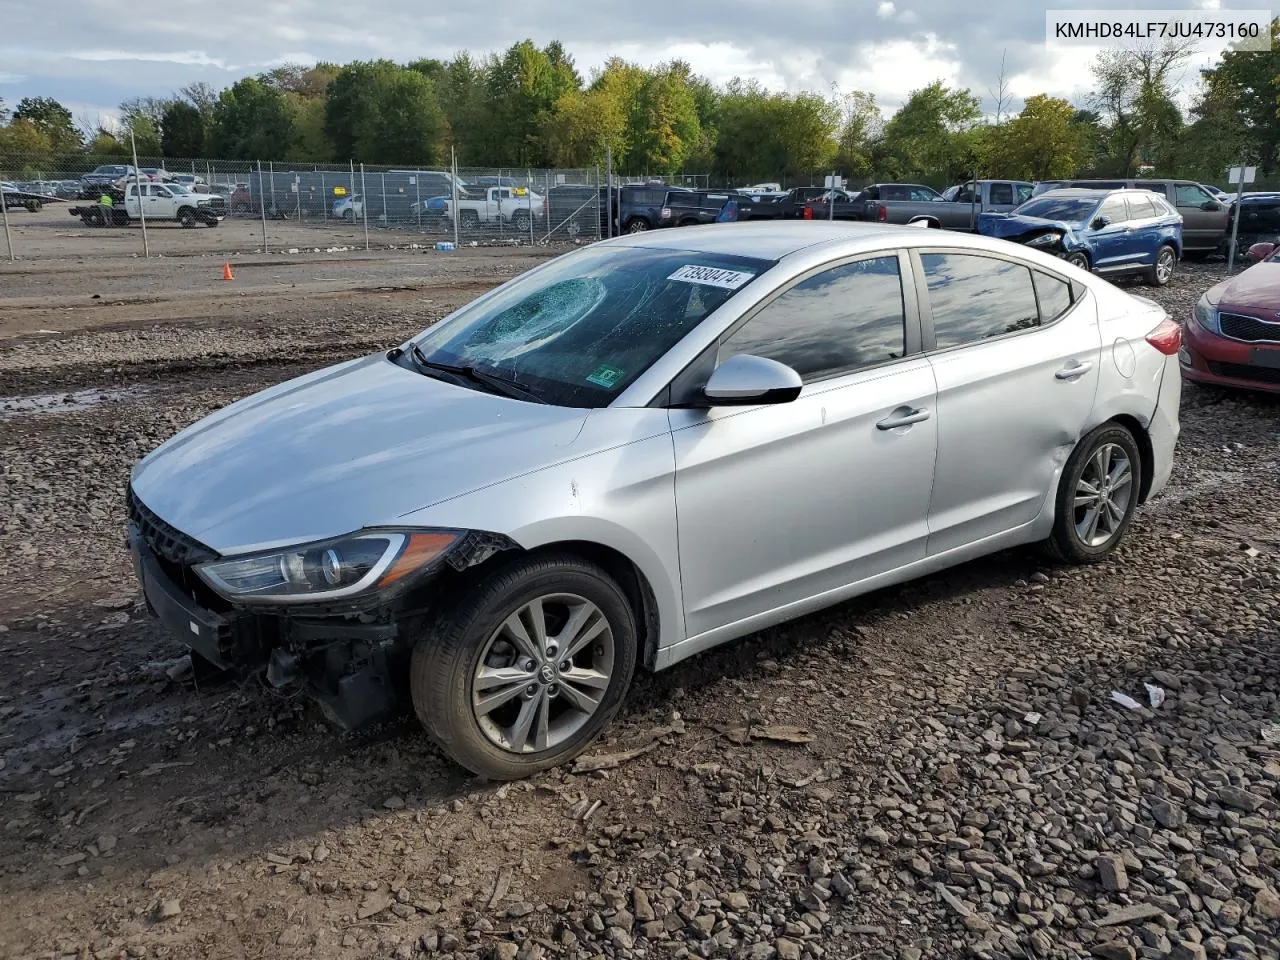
left=877, top=1, right=896, bottom=17
left=68, top=49, right=229, bottom=68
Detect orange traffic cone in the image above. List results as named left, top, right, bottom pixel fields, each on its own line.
left=222, top=263, right=234, bottom=281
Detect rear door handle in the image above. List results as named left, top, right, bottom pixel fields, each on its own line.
left=1056, top=360, right=1093, bottom=380
left=876, top=406, right=931, bottom=430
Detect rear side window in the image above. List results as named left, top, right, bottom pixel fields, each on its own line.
left=989, top=182, right=1014, bottom=205
left=1097, top=196, right=1128, bottom=224
left=722, top=256, right=906, bottom=381
left=921, top=253, right=1040, bottom=348
left=1134, top=181, right=1169, bottom=198
left=1032, top=270, right=1073, bottom=323
left=1126, top=194, right=1157, bottom=220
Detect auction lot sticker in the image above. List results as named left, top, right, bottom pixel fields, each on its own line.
left=668, top=265, right=754, bottom=289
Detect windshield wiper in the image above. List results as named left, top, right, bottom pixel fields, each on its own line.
left=408, top=344, right=544, bottom=403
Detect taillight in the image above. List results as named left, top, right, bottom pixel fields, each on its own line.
left=1145, top=317, right=1182, bottom=355
left=877, top=204, right=887, bottom=222
left=802, top=206, right=813, bottom=220
left=661, top=207, right=671, bottom=219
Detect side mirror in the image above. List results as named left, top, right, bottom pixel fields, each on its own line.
left=1201, top=200, right=1222, bottom=211
left=1091, top=216, right=1111, bottom=229
left=702, top=354, right=802, bottom=406
left=1247, top=241, right=1275, bottom=261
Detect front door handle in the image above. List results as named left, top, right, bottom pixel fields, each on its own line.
left=877, top=406, right=931, bottom=430
left=1055, top=360, right=1093, bottom=381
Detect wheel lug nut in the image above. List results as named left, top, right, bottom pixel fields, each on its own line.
left=560, top=660, right=571, bottom=672
left=547, top=684, right=559, bottom=698
left=525, top=684, right=538, bottom=698
left=545, top=643, right=558, bottom=658
left=521, top=659, right=535, bottom=672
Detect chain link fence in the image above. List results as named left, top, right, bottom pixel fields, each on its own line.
left=2, top=152, right=693, bottom=259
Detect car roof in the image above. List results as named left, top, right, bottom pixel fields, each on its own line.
left=597, top=220, right=1036, bottom=261
left=1029, top=188, right=1119, bottom=200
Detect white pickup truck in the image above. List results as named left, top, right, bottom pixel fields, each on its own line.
left=440, top=186, right=545, bottom=230
left=123, top=182, right=227, bottom=227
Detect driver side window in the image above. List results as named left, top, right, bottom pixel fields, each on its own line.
left=720, top=256, right=906, bottom=382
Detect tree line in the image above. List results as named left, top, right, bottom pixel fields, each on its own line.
left=2, top=24, right=1280, bottom=186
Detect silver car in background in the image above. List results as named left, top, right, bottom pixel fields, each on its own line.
left=126, top=222, right=1182, bottom=779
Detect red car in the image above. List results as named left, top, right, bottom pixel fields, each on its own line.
left=1181, top=241, right=1280, bottom=393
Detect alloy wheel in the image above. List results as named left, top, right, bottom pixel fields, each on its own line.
left=471, top=593, right=615, bottom=754
left=1073, top=443, right=1134, bottom=548
left=1156, top=248, right=1175, bottom=284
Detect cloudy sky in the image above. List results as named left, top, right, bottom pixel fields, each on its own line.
left=0, top=0, right=1259, bottom=127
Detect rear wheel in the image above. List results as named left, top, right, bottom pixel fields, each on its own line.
left=410, top=554, right=637, bottom=780
left=1145, top=244, right=1176, bottom=286
left=625, top=218, right=650, bottom=233
left=1044, top=424, right=1142, bottom=564
left=459, top=210, right=481, bottom=230
left=511, top=210, right=531, bottom=232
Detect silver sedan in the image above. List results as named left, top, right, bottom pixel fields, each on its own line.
left=126, top=222, right=1182, bottom=779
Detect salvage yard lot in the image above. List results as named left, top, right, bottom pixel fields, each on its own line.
left=0, top=241, right=1277, bottom=960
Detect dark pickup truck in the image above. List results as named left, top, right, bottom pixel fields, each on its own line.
left=659, top=191, right=739, bottom=227
left=864, top=180, right=1033, bottom=229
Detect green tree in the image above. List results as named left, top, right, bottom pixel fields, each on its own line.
left=12, top=96, right=82, bottom=152
left=1088, top=41, right=1194, bottom=175
left=286, top=96, right=329, bottom=161
left=482, top=40, right=582, bottom=165
left=324, top=60, right=444, bottom=164
left=988, top=95, right=1084, bottom=180
left=879, top=82, right=981, bottom=183
left=161, top=101, right=206, bottom=157
left=833, top=88, right=883, bottom=179
left=179, top=82, right=219, bottom=121
left=628, top=62, right=702, bottom=173
left=210, top=77, right=294, bottom=159
left=1193, top=20, right=1280, bottom=175
left=86, top=128, right=129, bottom=156
left=0, top=118, right=54, bottom=156
left=0, top=97, right=8, bottom=124
left=714, top=79, right=838, bottom=181
left=436, top=54, right=488, bottom=164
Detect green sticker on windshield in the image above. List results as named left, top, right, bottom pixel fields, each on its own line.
left=586, top=364, right=625, bottom=388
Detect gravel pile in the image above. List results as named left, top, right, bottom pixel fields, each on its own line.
left=0, top=257, right=1276, bottom=960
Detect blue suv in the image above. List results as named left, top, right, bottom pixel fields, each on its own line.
left=978, top=188, right=1183, bottom=286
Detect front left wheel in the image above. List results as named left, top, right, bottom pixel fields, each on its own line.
left=410, top=554, right=638, bottom=780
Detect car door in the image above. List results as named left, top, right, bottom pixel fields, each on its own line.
left=1089, top=195, right=1134, bottom=270
left=1173, top=182, right=1225, bottom=250
left=150, top=185, right=177, bottom=218
left=669, top=252, right=937, bottom=637
left=914, top=250, right=1101, bottom=553
left=1123, top=193, right=1162, bottom=265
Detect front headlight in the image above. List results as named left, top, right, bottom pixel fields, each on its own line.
left=195, top=529, right=460, bottom=603
left=1192, top=294, right=1221, bottom=334
left=1026, top=232, right=1063, bottom=247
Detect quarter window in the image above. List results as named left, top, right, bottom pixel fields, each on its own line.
left=721, top=256, right=906, bottom=381
left=1134, top=181, right=1170, bottom=198
left=1032, top=270, right=1073, bottom=323
left=921, top=253, right=1040, bottom=348
left=1014, top=183, right=1033, bottom=205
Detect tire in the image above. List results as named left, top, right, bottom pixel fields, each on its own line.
left=25, top=199, right=40, bottom=213
left=1065, top=250, right=1091, bottom=272
left=1044, top=423, right=1143, bottom=564
left=625, top=218, right=650, bottom=233
left=1145, top=244, right=1176, bottom=286
left=511, top=210, right=531, bottom=232
left=177, top=207, right=196, bottom=228
left=342, top=209, right=353, bottom=221
left=459, top=210, right=481, bottom=230
left=87, top=208, right=104, bottom=227
left=204, top=218, right=220, bottom=228
left=410, top=554, right=638, bottom=780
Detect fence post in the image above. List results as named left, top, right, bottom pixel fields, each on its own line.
left=451, top=147, right=459, bottom=247
left=1, top=187, right=14, bottom=262
left=498, top=168, right=505, bottom=241
left=321, top=171, right=327, bottom=222
left=528, top=168, right=535, bottom=246
left=257, top=160, right=268, bottom=252
left=269, top=161, right=276, bottom=215
left=360, top=162, right=370, bottom=251
left=131, top=131, right=150, bottom=259
left=381, top=171, right=388, bottom=227
left=415, top=168, right=421, bottom=231
left=605, top=148, right=612, bottom=238
left=596, top=164, right=601, bottom=240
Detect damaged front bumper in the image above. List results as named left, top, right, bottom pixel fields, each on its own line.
left=125, top=488, right=516, bottom=730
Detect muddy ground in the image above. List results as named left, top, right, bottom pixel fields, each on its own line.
left=0, top=245, right=1277, bottom=960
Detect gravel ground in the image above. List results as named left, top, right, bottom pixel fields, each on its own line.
left=0, top=251, right=1277, bottom=960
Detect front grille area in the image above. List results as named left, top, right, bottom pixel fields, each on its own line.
left=126, top=485, right=218, bottom=567
left=1220, top=312, right=1280, bottom=343
left=1207, top=361, right=1280, bottom=385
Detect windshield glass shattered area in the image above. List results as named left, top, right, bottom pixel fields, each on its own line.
left=411, top=246, right=775, bottom=407
left=1013, top=197, right=1099, bottom=223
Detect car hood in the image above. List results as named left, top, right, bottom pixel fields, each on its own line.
left=129, top=354, right=590, bottom=554
left=977, top=212, right=1079, bottom=239
left=1213, top=262, right=1280, bottom=314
